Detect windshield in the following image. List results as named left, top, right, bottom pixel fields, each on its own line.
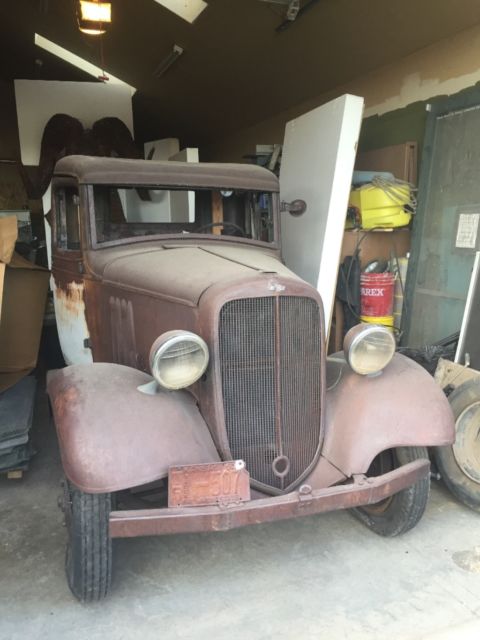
left=92, top=185, right=276, bottom=246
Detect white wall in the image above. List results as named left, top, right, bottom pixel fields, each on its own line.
left=14, top=80, right=134, bottom=166
left=123, top=143, right=199, bottom=223
left=170, top=147, right=199, bottom=223
left=144, top=138, right=180, bottom=160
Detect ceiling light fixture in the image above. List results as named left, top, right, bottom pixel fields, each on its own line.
left=77, top=1, right=112, bottom=35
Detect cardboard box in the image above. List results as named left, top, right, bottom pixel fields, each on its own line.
left=0, top=216, right=17, bottom=321
left=0, top=216, right=50, bottom=392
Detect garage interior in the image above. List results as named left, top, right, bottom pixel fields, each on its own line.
left=2, top=1, right=480, bottom=638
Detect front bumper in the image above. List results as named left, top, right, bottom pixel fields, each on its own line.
left=109, top=458, right=430, bottom=538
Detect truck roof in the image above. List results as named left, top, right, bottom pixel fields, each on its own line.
left=54, top=155, right=279, bottom=192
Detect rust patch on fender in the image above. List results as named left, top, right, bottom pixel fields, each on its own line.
left=53, top=385, right=79, bottom=421
left=54, top=281, right=85, bottom=317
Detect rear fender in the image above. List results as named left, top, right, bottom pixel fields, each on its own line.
left=323, top=353, right=455, bottom=476
left=47, top=363, right=220, bottom=493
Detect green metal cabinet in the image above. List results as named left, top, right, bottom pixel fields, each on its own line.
left=405, top=88, right=480, bottom=347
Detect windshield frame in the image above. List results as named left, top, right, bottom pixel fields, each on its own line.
left=85, top=184, right=280, bottom=251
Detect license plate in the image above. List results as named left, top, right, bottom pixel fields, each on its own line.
left=168, top=460, right=250, bottom=508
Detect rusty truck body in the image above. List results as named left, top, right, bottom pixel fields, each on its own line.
left=47, top=155, right=454, bottom=602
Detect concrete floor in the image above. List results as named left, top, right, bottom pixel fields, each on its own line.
left=1, top=387, right=480, bottom=640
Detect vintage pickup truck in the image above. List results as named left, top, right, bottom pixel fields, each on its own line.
left=47, top=155, right=454, bottom=602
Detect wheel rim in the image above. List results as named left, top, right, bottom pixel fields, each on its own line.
left=360, top=449, right=395, bottom=514
left=453, top=401, right=480, bottom=484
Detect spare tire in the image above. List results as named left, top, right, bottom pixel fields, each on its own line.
left=435, top=378, right=480, bottom=511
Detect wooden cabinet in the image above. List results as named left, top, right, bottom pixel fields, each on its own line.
left=340, top=228, right=411, bottom=268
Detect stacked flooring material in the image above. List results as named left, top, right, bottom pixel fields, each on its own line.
left=0, top=376, right=36, bottom=473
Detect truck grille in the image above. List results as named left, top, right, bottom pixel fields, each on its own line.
left=219, top=296, right=322, bottom=492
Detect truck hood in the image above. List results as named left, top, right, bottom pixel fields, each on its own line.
left=86, top=243, right=303, bottom=306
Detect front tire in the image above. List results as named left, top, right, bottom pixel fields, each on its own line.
left=64, top=479, right=113, bottom=602
left=351, top=446, right=430, bottom=537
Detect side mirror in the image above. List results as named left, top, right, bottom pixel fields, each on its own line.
left=280, top=199, right=307, bottom=217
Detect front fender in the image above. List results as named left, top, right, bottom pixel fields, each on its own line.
left=323, top=353, right=455, bottom=476
left=47, top=363, right=220, bottom=493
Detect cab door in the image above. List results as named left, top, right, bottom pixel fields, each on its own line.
left=51, top=180, right=93, bottom=365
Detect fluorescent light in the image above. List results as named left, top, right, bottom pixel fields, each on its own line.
left=34, top=34, right=136, bottom=95
left=152, top=0, right=207, bottom=23
left=153, top=44, right=184, bottom=78
left=80, top=1, right=111, bottom=22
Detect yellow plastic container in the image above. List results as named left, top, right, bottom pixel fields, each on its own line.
left=349, top=184, right=411, bottom=229
left=360, top=314, right=394, bottom=329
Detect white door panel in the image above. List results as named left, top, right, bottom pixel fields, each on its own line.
left=280, top=94, right=364, bottom=333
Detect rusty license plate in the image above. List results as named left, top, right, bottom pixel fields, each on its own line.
left=168, top=460, right=250, bottom=508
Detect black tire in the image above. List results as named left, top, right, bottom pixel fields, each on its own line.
left=435, top=379, right=480, bottom=512
left=64, top=479, right=113, bottom=602
left=351, top=446, right=430, bottom=537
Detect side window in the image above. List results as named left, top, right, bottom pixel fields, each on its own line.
left=55, top=187, right=80, bottom=250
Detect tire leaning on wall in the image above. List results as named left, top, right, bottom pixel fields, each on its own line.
left=435, top=378, right=480, bottom=512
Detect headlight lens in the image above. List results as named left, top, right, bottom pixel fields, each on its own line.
left=344, top=324, right=395, bottom=375
left=149, top=331, right=209, bottom=390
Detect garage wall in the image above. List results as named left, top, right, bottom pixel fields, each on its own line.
left=0, top=81, right=20, bottom=161
left=0, top=81, right=28, bottom=211
left=205, top=22, right=480, bottom=162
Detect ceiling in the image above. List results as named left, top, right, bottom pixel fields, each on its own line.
left=2, top=0, right=480, bottom=149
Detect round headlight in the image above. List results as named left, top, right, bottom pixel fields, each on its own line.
left=149, top=331, right=209, bottom=390
left=343, top=324, right=395, bottom=376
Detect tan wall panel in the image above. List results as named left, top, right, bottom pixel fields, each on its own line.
left=206, top=24, right=480, bottom=162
